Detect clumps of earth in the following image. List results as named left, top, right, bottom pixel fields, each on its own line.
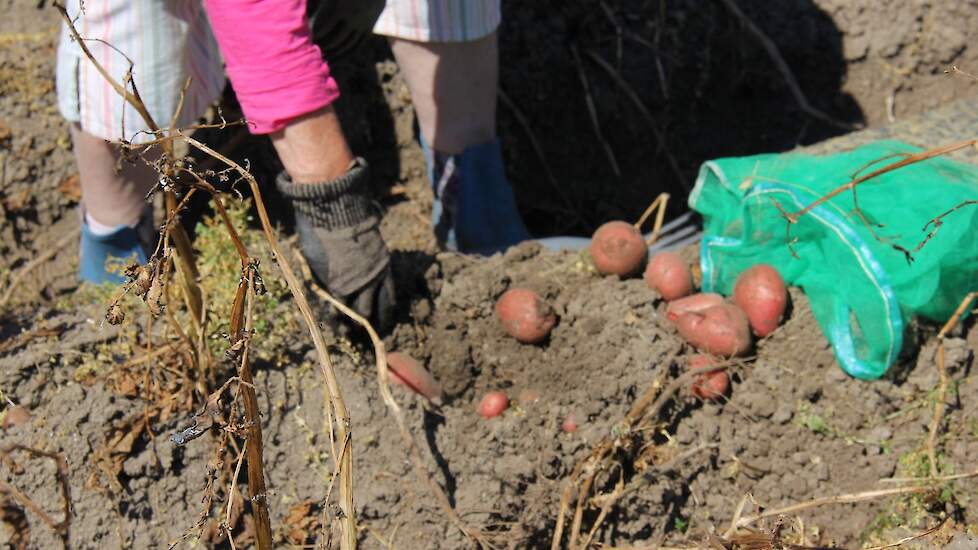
left=3, top=240, right=976, bottom=549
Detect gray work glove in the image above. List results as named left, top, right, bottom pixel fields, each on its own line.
left=276, top=158, right=395, bottom=331
left=307, top=0, right=387, bottom=59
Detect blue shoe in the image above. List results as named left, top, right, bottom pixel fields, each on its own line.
left=79, top=216, right=153, bottom=285
left=424, top=137, right=531, bottom=255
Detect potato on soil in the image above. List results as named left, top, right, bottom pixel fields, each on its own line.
left=387, top=352, right=444, bottom=405
left=666, top=292, right=724, bottom=323
left=590, top=221, right=647, bottom=277
left=561, top=413, right=578, bottom=433
left=687, top=354, right=729, bottom=401
left=644, top=251, right=693, bottom=300
left=733, top=264, right=788, bottom=337
left=1, top=405, right=31, bottom=429
left=478, top=391, right=509, bottom=418
left=675, top=303, right=752, bottom=357
left=495, top=288, right=557, bottom=344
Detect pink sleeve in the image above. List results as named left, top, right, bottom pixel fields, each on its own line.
left=203, top=0, right=339, bottom=134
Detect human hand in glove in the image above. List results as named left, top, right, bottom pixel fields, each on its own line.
left=277, top=158, right=396, bottom=332
left=307, top=0, right=386, bottom=59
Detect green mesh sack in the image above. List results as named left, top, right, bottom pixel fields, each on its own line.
left=689, top=140, right=978, bottom=380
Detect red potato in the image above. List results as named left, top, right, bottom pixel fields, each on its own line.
left=478, top=391, right=509, bottom=419
left=561, top=413, right=578, bottom=433
left=590, top=221, right=647, bottom=277
left=675, top=303, right=752, bottom=357
left=687, top=354, right=729, bottom=401
left=733, top=264, right=788, bottom=337
left=387, top=352, right=444, bottom=405
left=666, top=292, right=724, bottom=323
left=496, top=288, right=557, bottom=344
left=644, top=251, right=693, bottom=300
left=2, top=405, right=31, bottom=430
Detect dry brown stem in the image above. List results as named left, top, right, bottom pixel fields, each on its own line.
left=880, top=468, right=978, bottom=484
left=715, top=0, right=858, bottom=131
left=55, top=2, right=205, bottom=329
left=0, top=445, right=72, bottom=548
left=0, top=227, right=80, bottom=308
left=927, top=291, right=977, bottom=478
left=227, top=270, right=273, bottom=547
left=56, top=4, right=358, bottom=547
left=296, top=254, right=491, bottom=548
left=634, top=193, right=670, bottom=245
left=784, top=140, right=977, bottom=226
left=734, top=486, right=932, bottom=529
left=553, top=351, right=711, bottom=550
left=862, top=518, right=946, bottom=550
left=180, top=133, right=358, bottom=550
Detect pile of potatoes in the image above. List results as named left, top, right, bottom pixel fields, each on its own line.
left=644, top=250, right=787, bottom=401
left=387, top=222, right=788, bottom=419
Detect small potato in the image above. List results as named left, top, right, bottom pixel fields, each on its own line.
left=496, top=288, right=557, bottom=344
left=387, top=352, right=444, bottom=405
left=478, top=391, right=509, bottom=419
left=666, top=292, right=724, bottom=323
left=733, top=264, right=788, bottom=337
left=590, top=221, right=647, bottom=277
left=675, top=303, right=752, bottom=357
left=561, top=413, right=578, bottom=433
left=2, top=405, right=31, bottom=430
left=687, top=354, right=729, bottom=401
left=644, top=251, right=693, bottom=301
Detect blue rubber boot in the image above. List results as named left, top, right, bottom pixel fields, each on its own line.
left=79, top=217, right=152, bottom=285
left=424, top=137, right=531, bottom=255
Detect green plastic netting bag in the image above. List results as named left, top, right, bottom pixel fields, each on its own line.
left=689, top=140, right=978, bottom=380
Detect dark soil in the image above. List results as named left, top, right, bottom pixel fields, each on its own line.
left=2, top=1, right=978, bottom=549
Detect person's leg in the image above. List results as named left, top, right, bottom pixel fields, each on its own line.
left=389, top=33, right=497, bottom=155
left=72, top=125, right=157, bottom=283
left=58, top=0, right=224, bottom=283
left=72, top=126, right=155, bottom=228
left=389, top=31, right=530, bottom=254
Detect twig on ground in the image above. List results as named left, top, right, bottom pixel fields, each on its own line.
left=553, top=351, right=718, bottom=550
left=715, top=0, right=859, bottom=131
left=579, top=468, right=624, bottom=550
left=880, top=468, right=978, bottom=484
left=570, top=44, right=621, bottom=177
left=0, top=227, right=80, bottom=308
left=946, top=65, right=978, bottom=80
left=862, top=518, right=947, bottom=550
left=734, top=486, right=932, bottom=528
left=723, top=493, right=755, bottom=539
left=0, top=445, right=72, bottom=548
left=927, top=291, right=977, bottom=478
left=296, top=254, right=492, bottom=548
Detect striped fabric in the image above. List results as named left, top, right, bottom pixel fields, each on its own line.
left=373, top=0, right=501, bottom=42
left=56, top=0, right=225, bottom=143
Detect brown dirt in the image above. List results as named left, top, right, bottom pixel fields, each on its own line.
left=2, top=1, right=978, bottom=549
